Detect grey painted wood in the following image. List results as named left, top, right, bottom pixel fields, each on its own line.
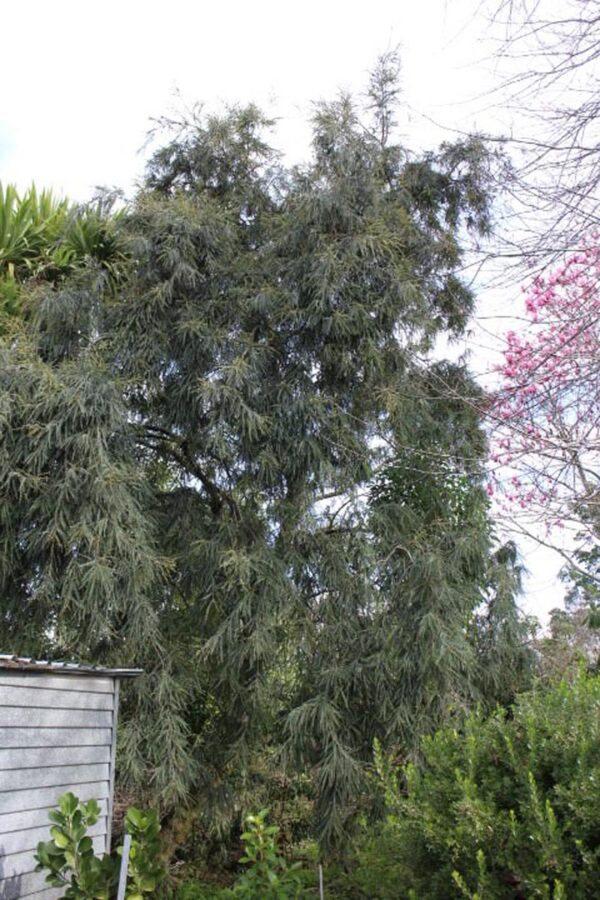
left=0, top=781, right=109, bottom=815
left=0, top=799, right=108, bottom=835
left=0, top=762, right=110, bottom=792
left=0, top=867, right=63, bottom=899
left=0, top=727, right=112, bottom=747
left=0, top=744, right=111, bottom=771
left=18, top=890, right=63, bottom=900
left=0, top=847, right=39, bottom=879
left=0, top=836, right=105, bottom=879
left=17, top=888, right=63, bottom=900
left=106, top=679, right=119, bottom=851
left=0, top=818, right=106, bottom=856
left=0, top=706, right=113, bottom=728
left=1, top=684, right=114, bottom=710
left=0, top=668, right=122, bottom=892
left=0, top=673, right=114, bottom=693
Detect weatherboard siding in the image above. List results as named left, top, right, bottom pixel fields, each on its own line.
left=0, top=672, right=117, bottom=900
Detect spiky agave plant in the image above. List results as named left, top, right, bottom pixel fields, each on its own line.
left=0, top=184, right=127, bottom=333
left=0, top=183, right=70, bottom=278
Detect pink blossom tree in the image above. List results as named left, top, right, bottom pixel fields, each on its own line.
left=488, top=241, right=600, bottom=574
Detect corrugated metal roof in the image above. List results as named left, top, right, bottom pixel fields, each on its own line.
left=0, top=654, right=143, bottom=678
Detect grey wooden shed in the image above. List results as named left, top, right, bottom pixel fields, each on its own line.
left=0, top=655, right=142, bottom=900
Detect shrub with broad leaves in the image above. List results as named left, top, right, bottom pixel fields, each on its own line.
left=35, top=792, right=164, bottom=899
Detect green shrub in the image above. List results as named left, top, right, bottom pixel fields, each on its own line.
left=35, top=792, right=165, bottom=899
left=233, top=808, right=307, bottom=899
left=175, top=882, right=234, bottom=899
left=120, top=807, right=165, bottom=898
left=174, top=809, right=316, bottom=899
left=35, top=793, right=116, bottom=899
left=159, top=746, right=315, bottom=886
left=347, top=672, right=600, bottom=898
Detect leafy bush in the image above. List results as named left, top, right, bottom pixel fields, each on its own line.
left=35, top=793, right=116, bottom=899
left=120, top=807, right=164, bottom=898
left=35, top=792, right=165, bottom=899
left=174, top=808, right=316, bottom=899
left=346, top=672, right=600, bottom=898
left=233, top=808, right=307, bottom=898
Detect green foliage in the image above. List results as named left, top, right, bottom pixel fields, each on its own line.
left=0, top=182, right=67, bottom=333
left=175, top=884, right=234, bottom=899
left=562, top=540, right=600, bottom=612
left=121, top=807, right=166, bottom=898
left=172, top=809, right=315, bottom=899
left=536, top=604, right=600, bottom=682
left=0, top=183, right=126, bottom=333
left=367, top=420, right=488, bottom=749
left=34, top=792, right=164, bottom=900
left=233, top=809, right=306, bottom=898
left=0, top=55, right=519, bottom=844
left=0, top=183, right=70, bottom=278
left=0, top=183, right=125, bottom=282
left=35, top=793, right=117, bottom=899
left=472, top=541, right=537, bottom=707
left=0, top=274, right=21, bottom=334
left=345, top=673, right=600, bottom=898
left=536, top=543, right=600, bottom=681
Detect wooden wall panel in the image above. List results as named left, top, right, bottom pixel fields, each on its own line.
left=0, top=671, right=117, bottom=899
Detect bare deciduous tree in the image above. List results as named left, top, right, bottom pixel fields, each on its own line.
left=487, top=0, right=600, bottom=268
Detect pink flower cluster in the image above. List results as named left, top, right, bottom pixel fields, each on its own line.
left=487, top=242, right=600, bottom=519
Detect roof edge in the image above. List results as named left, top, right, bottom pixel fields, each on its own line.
left=0, top=655, right=143, bottom=678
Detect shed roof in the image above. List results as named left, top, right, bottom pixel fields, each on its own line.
left=0, top=654, right=143, bottom=678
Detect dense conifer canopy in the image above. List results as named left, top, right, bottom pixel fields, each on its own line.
left=0, top=55, right=528, bottom=843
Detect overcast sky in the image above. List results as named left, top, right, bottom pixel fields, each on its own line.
left=1, top=1, right=502, bottom=196
left=1, top=0, right=566, bottom=620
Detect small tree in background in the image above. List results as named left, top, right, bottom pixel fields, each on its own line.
left=489, top=241, right=600, bottom=585
left=486, top=0, right=600, bottom=267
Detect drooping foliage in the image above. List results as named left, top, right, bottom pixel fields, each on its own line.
left=0, top=55, right=525, bottom=844
left=472, top=541, right=536, bottom=707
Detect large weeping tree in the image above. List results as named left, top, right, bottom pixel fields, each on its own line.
left=0, top=54, right=527, bottom=843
